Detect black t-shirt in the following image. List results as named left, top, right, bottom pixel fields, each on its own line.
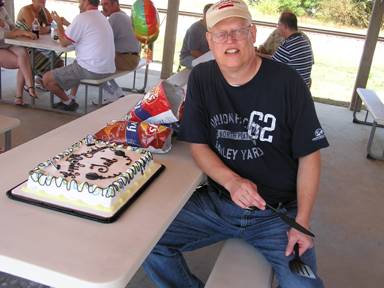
left=178, top=58, right=329, bottom=204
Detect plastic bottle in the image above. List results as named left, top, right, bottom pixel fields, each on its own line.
left=31, top=18, right=40, bottom=39
left=50, top=20, right=58, bottom=40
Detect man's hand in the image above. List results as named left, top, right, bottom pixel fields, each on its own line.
left=14, top=30, right=37, bottom=40
left=224, top=176, right=266, bottom=209
left=60, top=16, right=71, bottom=26
left=51, top=11, right=63, bottom=25
left=285, top=223, right=314, bottom=257
left=24, top=31, right=37, bottom=40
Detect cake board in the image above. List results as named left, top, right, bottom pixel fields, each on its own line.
left=7, top=163, right=165, bottom=223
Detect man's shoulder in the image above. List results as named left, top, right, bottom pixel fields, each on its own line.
left=193, top=60, right=216, bottom=73
left=286, top=33, right=309, bottom=46
left=110, top=10, right=129, bottom=20
left=189, top=20, right=205, bottom=32
left=188, top=60, right=217, bottom=82
left=262, top=57, right=300, bottom=79
left=78, top=9, right=102, bottom=19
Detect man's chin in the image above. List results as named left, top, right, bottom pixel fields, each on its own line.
left=219, top=60, right=243, bottom=70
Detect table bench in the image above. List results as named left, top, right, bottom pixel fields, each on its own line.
left=80, top=59, right=149, bottom=113
left=0, top=115, right=20, bottom=151
left=353, top=88, right=384, bottom=160
left=0, top=68, right=2, bottom=100
left=205, top=239, right=273, bottom=288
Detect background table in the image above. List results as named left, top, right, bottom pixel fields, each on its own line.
left=5, top=34, right=73, bottom=53
left=0, top=95, right=204, bottom=288
left=5, top=34, right=74, bottom=107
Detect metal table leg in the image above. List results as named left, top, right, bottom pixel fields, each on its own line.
left=4, top=130, right=11, bottom=151
left=50, top=51, right=55, bottom=108
left=31, top=48, right=36, bottom=106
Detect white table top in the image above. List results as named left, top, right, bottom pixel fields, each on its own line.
left=0, top=115, right=20, bottom=133
left=356, top=88, right=384, bottom=124
left=0, top=95, right=204, bottom=288
left=5, top=34, right=73, bottom=53
left=192, top=51, right=214, bottom=67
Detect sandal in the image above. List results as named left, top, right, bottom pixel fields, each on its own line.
left=14, top=97, right=24, bottom=106
left=24, top=86, right=38, bottom=99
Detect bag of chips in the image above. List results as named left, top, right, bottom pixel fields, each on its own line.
left=126, top=80, right=185, bottom=124
left=94, top=120, right=172, bottom=153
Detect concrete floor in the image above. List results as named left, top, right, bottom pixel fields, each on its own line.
left=1, top=66, right=384, bottom=287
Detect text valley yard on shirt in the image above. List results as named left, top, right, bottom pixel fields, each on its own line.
left=211, top=111, right=275, bottom=161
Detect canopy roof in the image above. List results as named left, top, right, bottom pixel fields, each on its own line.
left=6, top=0, right=383, bottom=106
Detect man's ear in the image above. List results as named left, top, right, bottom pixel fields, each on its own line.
left=250, top=24, right=257, bottom=44
left=206, top=31, right=213, bottom=50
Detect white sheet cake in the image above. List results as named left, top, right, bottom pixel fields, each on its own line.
left=23, top=138, right=158, bottom=215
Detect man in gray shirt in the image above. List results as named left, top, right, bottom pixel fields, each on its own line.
left=100, top=0, right=141, bottom=102
left=179, top=3, right=212, bottom=69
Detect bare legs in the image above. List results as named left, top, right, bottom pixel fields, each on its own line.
left=0, top=46, right=36, bottom=103
left=42, top=71, right=78, bottom=102
left=16, top=69, right=24, bottom=98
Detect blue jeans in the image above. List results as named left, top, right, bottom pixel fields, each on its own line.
left=143, top=186, right=324, bottom=288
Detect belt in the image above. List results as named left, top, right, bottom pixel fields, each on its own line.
left=119, top=52, right=139, bottom=56
left=216, top=188, right=294, bottom=210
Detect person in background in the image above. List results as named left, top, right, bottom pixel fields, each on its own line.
left=42, top=0, right=115, bottom=111
left=179, top=3, right=213, bottom=69
left=143, top=1, right=327, bottom=287
left=258, top=28, right=284, bottom=55
left=99, top=0, right=141, bottom=104
left=272, top=11, right=314, bottom=87
left=259, top=27, right=312, bottom=56
left=0, top=1, right=37, bottom=105
left=16, top=0, right=63, bottom=89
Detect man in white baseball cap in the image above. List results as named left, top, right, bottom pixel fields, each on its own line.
left=144, top=1, right=327, bottom=287
left=205, top=0, right=252, bottom=29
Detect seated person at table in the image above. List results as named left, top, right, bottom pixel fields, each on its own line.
left=42, top=0, right=115, bottom=111
left=16, top=0, right=64, bottom=88
left=258, top=28, right=284, bottom=55
left=179, top=3, right=212, bottom=69
left=99, top=0, right=141, bottom=103
left=0, top=2, right=37, bottom=105
left=258, top=28, right=311, bottom=56
left=272, top=11, right=314, bottom=87
left=144, top=1, right=328, bottom=287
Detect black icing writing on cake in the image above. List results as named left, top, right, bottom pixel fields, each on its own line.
left=58, top=146, right=132, bottom=180
left=90, top=157, right=118, bottom=173
left=114, top=150, right=133, bottom=165
left=81, top=145, right=108, bottom=158
left=59, top=154, right=85, bottom=179
left=29, top=139, right=154, bottom=198
left=85, top=171, right=122, bottom=180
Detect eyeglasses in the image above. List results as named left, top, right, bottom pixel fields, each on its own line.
left=209, top=25, right=252, bottom=43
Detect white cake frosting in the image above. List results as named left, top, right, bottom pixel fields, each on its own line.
left=24, top=138, right=155, bottom=213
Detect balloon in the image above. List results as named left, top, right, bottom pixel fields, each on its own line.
left=131, top=0, right=160, bottom=45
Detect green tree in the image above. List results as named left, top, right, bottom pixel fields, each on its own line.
left=253, top=0, right=320, bottom=16
left=318, top=0, right=373, bottom=27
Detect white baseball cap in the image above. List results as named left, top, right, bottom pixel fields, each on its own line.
left=206, top=0, right=252, bottom=30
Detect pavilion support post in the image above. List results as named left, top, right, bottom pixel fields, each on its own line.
left=160, top=0, right=180, bottom=79
left=350, top=0, right=384, bottom=111
left=5, top=0, right=15, bottom=22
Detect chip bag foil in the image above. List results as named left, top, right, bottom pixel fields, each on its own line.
left=126, top=80, right=185, bottom=124
left=94, top=120, right=172, bottom=153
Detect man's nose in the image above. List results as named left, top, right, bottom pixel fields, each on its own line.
left=226, top=31, right=237, bottom=43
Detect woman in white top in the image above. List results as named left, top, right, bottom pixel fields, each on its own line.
left=0, top=2, right=37, bottom=105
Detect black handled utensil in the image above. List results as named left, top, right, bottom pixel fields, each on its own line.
left=249, top=204, right=315, bottom=238
left=289, top=244, right=316, bottom=279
